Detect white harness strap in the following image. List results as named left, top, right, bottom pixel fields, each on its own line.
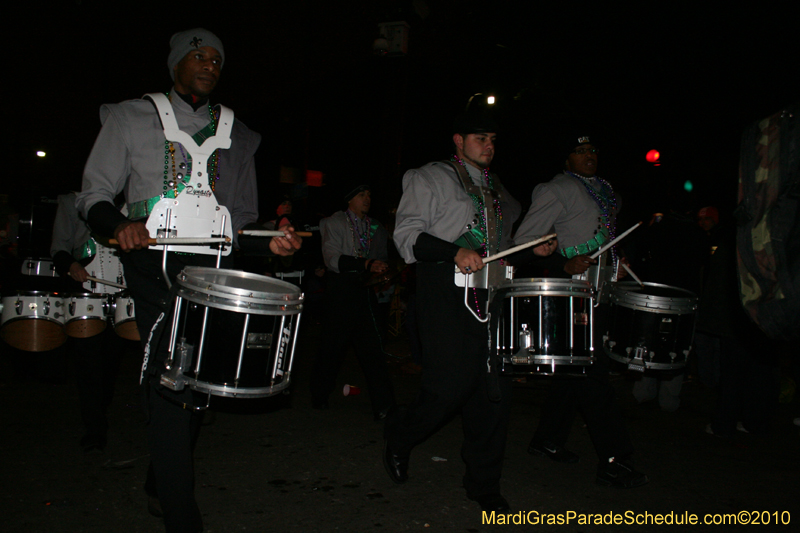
left=145, top=92, right=233, bottom=185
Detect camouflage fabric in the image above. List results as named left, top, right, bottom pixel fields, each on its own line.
left=736, top=101, right=800, bottom=340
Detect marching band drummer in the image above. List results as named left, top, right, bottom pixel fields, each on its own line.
left=385, top=109, right=554, bottom=512
left=76, top=29, right=301, bottom=533
left=513, top=131, right=647, bottom=489
left=50, top=191, right=125, bottom=453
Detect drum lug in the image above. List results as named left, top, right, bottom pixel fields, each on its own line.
left=69, top=301, right=75, bottom=316
left=44, top=299, right=51, bottom=315
left=15, top=299, right=22, bottom=315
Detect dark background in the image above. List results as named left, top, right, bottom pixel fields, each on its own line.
left=7, top=1, right=798, bottom=228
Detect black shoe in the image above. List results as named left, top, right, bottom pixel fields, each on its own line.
left=374, top=406, right=392, bottom=422
left=528, top=440, right=579, bottom=464
left=596, top=458, right=648, bottom=488
left=383, top=440, right=408, bottom=484
left=469, top=492, right=510, bottom=512
left=147, top=496, right=163, bottom=518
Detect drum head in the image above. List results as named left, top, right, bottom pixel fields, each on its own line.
left=176, top=267, right=303, bottom=315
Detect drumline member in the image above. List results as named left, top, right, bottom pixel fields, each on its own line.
left=513, top=132, right=648, bottom=488
left=50, top=192, right=125, bottom=453
left=76, top=28, right=301, bottom=532
left=386, top=109, right=554, bottom=512
left=309, top=184, right=396, bottom=419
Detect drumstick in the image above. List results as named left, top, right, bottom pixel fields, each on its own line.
left=589, top=222, right=642, bottom=259
left=87, top=276, right=127, bottom=290
left=238, top=230, right=313, bottom=238
left=620, top=263, right=644, bottom=286
left=109, top=237, right=231, bottom=245
left=482, top=233, right=557, bottom=264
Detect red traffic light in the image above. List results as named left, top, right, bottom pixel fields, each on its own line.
left=646, top=149, right=660, bottom=163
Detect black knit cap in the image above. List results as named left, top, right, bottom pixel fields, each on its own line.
left=344, top=184, right=370, bottom=203
left=452, top=109, right=499, bottom=135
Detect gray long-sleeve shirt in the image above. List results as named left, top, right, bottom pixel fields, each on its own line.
left=514, top=172, right=618, bottom=251
left=393, top=161, right=521, bottom=263
left=320, top=211, right=388, bottom=273
left=76, top=90, right=260, bottom=240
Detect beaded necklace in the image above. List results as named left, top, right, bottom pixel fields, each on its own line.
left=346, top=209, right=371, bottom=258
left=451, top=155, right=504, bottom=256
left=452, top=154, right=504, bottom=318
left=567, top=170, right=618, bottom=264
left=162, top=92, right=221, bottom=197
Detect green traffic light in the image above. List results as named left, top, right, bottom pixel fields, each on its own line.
left=684, top=180, right=693, bottom=192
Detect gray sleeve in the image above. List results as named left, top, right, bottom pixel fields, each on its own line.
left=221, top=127, right=261, bottom=245
left=393, top=169, right=438, bottom=264
left=320, top=216, right=345, bottom=273
left=513, top=183, right=564, bottom=245
left=76, top=106, right=131, bottom=219
left=50, top=194, right=79, bottom=257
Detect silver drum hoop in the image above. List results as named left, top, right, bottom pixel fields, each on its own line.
left=176, top=267, right=303, bottom=315
left=609, top=282, right=697, bottom=315
left=494, top=278, right=594, bottom=299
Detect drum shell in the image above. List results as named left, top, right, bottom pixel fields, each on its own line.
left=165, top=267, right=303, bottom=398
left=63, top=294, right=108, bottom=338
left=113, top=294, right=139, bottom=341
left=1, top=291, right=67, bottom=351
left=604, top=282, right=697, bottom=371
left=493, top=278, right=595, bottom=376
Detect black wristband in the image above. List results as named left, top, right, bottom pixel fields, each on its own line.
left=87, top=201, right=130, bottom=239
left=412, top=232, right=461, bottom=262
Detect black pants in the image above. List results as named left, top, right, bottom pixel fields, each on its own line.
left=385, top=262, right=511, bottom=498
left=310, top=273, right=395, bottom=416
left=70, top=327, right=123, bottom=442
left=532, top=306, right=634, bottom=464
left=122, top=249, right=229, bottom=533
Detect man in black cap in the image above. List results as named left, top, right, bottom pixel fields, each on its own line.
left=77, top=28, right=301, bottom=532
left=514, top=133, right=648, bottom=489
left=385, top=110, right=527, bottom=511
left=309, top=184, right=396, bottom=420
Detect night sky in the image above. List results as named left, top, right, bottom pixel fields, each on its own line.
left=8, top=1, right=798, bottom=229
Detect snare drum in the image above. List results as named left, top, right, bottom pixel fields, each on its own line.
left=604, top=282, right=697, bottom=372
left=113, top=293, right=139, bottom=341
left=493, top=278, right=595, bottom=375
left=63, top=293, right=109, bottom=338
left=0, top=291, right=67, bottom=351
left=159, top=267, right=303, bottom=398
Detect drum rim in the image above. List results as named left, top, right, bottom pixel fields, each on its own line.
left=610, top=281, right=697, bottom=313
left=1, top=291, right=64, bottom=298
left=178, top=267, right=303, bottom=303
left=177, top=288, right=303, bottom=315
left=1, top=315, right=65, bottom=325
left=495, top=277, right=594, bottom=298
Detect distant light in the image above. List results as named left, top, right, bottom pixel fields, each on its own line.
left=646, top=149, right=660, bottom=163
left=684, top=180, right=693, bottom=192
left=487, top=95, right=496, bottom=105
left=36, top=151, right=46, bottom=157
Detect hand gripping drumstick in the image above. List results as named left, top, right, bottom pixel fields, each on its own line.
left=86, top=276, right=127, bottom=290
left=482, top=233, right=557, bottom=264
left=588, top=222, right=642, bottom=260
left=238, top=229, right=313, bottom=238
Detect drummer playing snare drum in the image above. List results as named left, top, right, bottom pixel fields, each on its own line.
left=512, top=131, right=647, bottom=489
left=76, top=29, right=301, bottom=533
